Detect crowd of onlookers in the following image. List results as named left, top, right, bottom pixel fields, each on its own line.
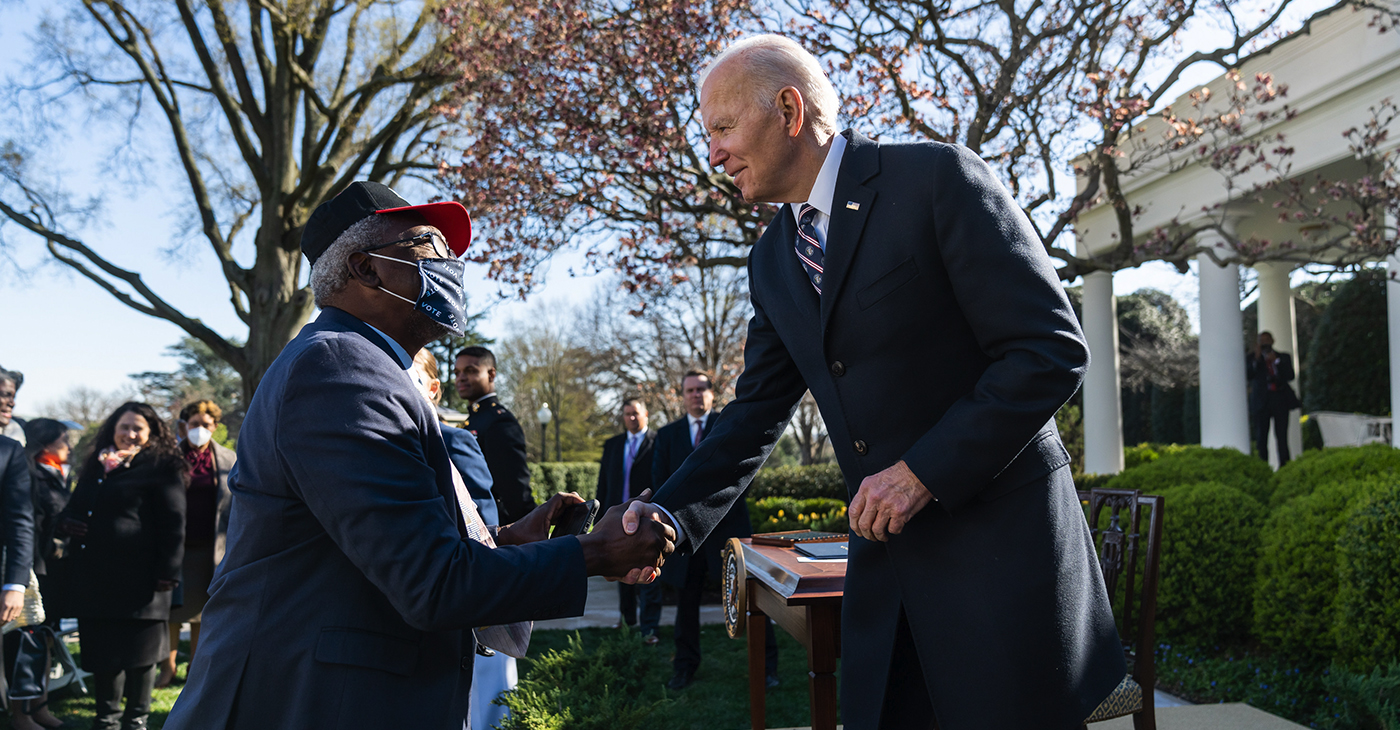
left=0, top=366, right=231, bottom=730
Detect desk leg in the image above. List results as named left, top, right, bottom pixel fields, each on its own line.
left=807, top=604, right=839, bottom=730
left=747, top=579, right=766, bottom=730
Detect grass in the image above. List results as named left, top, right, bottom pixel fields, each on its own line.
left=10, top=628, right=832, bottom=730
left=1154, top=641, right=1353, bottom=729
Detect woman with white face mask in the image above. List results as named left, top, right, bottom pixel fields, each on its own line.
left=158, top=401, right=236, bottom=688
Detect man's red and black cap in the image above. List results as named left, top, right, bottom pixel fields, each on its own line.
left=301, top=181, right=472, bottom=269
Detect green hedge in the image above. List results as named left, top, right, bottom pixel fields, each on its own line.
left=1156, top=482, right=1265, bottom=646
left=747, top=464, right=847, bottom=501
left=1106, top=447, right=1273, bottom=505
left=1123, top=442, right=1193, bottom=471
left=497, top=629, right=670, bottom=729
left=529, top=462, right=601, bottom=504
left=1269, top=444, right=1400, bottom=508
left=1322, top=662, right=1400, bottom=730
left=748, top=497, right=848, bottom=534
left=1073, top=472, right=1116, bottom=492
left=1253, top=477, right=1389, bottom=662
left=1336, top=482, right=1400, bottom=671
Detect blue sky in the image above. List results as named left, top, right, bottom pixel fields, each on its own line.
left=0, top=1, right=1317, bottom=414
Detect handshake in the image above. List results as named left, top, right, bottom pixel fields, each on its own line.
left=494, top=489, right=677, bottom=584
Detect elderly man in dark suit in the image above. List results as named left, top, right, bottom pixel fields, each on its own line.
left=623, top=35, right=1124, bottom=730
left=0, top=434, right=35, bottom=625
left=596, top=398, right=660, bottom=638
left=164, top=182, right=673, bottom=730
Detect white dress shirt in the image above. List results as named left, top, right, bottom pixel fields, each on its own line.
left=787, top=132, right=848, bottom=248
left=363, top=322, right=413, bottom=370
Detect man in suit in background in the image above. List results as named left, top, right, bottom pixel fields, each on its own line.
left=596, top=398, right=662, bottom=641
left=652, top=371, right=776, bottom=690
left=0, top=432, right=35, bottom=626
left=455, top=346, right=537, bottom=524
left=624, top=35, right=1124, bottom=730
left=165, top=182, right=673, bottom=729
left=1247, top=331, right=1302, bottom=464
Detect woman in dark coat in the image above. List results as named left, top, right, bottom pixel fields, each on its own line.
left=4, top=418, right=73, bottom=730
left=54, top=403, right=185, bottom=730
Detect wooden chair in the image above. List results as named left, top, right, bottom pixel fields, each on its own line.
left=1080, top=488, right=1165, bottom=730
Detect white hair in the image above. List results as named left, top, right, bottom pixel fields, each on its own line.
left=309, top=215, right=400, bottom=307
left=698, top=34, right=839, bottom=140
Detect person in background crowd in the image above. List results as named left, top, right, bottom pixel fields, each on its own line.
left=408, top=349, right=513, bottom=730
left=652, top=371, right=775, bottom=690
left=0, top=369, right=26, bottom=446
left=5, top=419, right=71, bottom=730
left=596, top=398, right=661, bottom=642
left=0, top=422, right=37, bottom=725
left=455, top=346, right=536, bottom=523
left=54, top=402, right=185, bottom=730
left=156, top=401, right=235, bottom=688
left=1247, top=331, right=1301, bottom=465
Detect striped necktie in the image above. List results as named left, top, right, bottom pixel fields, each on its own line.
left=451, top=466, right=532, bottom=658
left=795, top=204, right=824, bottom=294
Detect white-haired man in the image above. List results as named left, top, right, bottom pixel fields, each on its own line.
left=625, top=35, right=1125, bottom=729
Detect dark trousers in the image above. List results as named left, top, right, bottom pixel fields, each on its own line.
left=878, top=607, right=938, bottom=730
left=93, top=664, right=157, bottom=730
left=674, top=551, right=777, bottom=677
left=1252, top=400, right=1292, bottom=465
left=618, top=581, right=662, bottom=635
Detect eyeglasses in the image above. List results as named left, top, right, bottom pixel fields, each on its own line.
left=365, top=232, right=455, bottom=260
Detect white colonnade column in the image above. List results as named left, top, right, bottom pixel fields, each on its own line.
left=1254, top=261, right=1303, bottom=466
left=1197, top=232, right=1252, bottom=452
left=1081, top=270, right=1125, bottom=474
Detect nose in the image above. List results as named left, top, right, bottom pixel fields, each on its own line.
left=709, top=139, right=727, bottom=169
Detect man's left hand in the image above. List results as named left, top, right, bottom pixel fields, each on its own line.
left=1, top=589, right=23, bottom=623
left=495, top=492, right=585, bottom=546
left=849, top=460, right=934, bottom=542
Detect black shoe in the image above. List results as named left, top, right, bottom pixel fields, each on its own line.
left=766, top=674, right=780, bottom=689
left=666, top=670, right=695, bottom=690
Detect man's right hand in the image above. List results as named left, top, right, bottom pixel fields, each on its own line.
left=577, top=494, right=675, bottom=581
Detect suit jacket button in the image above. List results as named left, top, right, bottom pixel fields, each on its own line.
left=830, top=361, right=846, bottom=377
left=853, top=440, right=868, bottom=455
left=461, top=656, right=472, bottom=670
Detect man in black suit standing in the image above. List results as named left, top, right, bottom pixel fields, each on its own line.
left=596, top=398, right=662, bottom=639
left=455, top=346, right=537, bottom=524
left=0, top=432, right=35, bottom=625
left=623, top=35, right=1124, bottom=730
left=652, top=371, right=776, bottom=690
left=1247, top=331, right=1301, bottom=464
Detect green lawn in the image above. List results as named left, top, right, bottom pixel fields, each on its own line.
left=12, top=628, right=835, bottom=730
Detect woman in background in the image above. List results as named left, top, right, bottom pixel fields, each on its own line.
left=156, top=400, right=233, bottom=688
left=54, top=403, right=184, bottom=730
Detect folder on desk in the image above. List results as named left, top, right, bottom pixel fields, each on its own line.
left=795, top=541, right=848, bottom=560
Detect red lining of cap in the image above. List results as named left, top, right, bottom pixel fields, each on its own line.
left=375, top=201, right=472, bottom=256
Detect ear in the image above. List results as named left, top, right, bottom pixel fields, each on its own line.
left=487, top=367, right=497, bottom=384
left=346, top=251, right=383, bottom=289
left=776, top=86, right=805, bottom=138
left=429, top=378, right=442, bottom=402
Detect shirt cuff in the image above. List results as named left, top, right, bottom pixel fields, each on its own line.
left=651, top=504, right=687, bottom=546
left=2, top=584, right=26, bottom=593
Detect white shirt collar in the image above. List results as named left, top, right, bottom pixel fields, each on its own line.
left=687, top=411, right=710, bottom=428
left=789, top=133, right=848, bottom=221
left=627, top=428, right=647, bottom=443
left=362, top=322, right=413, bottom=370
left=471, top=392, right=497, bottom=407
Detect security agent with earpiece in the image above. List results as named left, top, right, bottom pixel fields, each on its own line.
left=163, top=182, right=675, bottom=730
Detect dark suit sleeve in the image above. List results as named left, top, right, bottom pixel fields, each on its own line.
left=898, top=145, right=1089, bottom=508
left=1279, top=354, right=1296, bottom=384
left=596, top=440, right=613, bottom=511
left=1, top=443, right=35, bottom=586
left=650, top=430, right=670, bottom=487
left=482, top=418, right=535, bottom=523
left=654, top=291, right=809, bottom=551
left=150, top=461, right=186, bottom=584
left=276, top=342, right=585, bottom=631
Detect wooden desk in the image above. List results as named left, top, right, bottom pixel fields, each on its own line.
left=722, top=538, right=845, bottom=730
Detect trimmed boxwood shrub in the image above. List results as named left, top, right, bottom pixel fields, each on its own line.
left=1155, top=481, right=1265, bottom=646
left=1335, top=482, right=1400, bottom=671
left=1269, top=444, right=1400, bottom=508
left=1073, top=472, right=1116, bottom=492
left=1253, top=477, right=1390, bottom=662
left=748, top=464, right=847, bottom=501
left=1107, top=447, right=1274, bottom=505
left=529, top=462, right=602, bottom=504
left=748, top=497, right=848, bottom=534
left=497, top=629, right=670, bottom=729
left=1303, top=269, right=1390, bottom=417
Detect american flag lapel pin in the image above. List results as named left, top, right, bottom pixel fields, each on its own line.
left=846, top=201, right=860, bottom=210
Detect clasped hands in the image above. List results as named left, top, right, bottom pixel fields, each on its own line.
left=495, top=490, right=676, bottom=583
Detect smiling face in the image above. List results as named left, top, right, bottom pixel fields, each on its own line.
left=114, top=411, right=151, bottom=451
left=700, top=60, right=808, bottom=204
left=0, top=380, right=14, bottom=428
